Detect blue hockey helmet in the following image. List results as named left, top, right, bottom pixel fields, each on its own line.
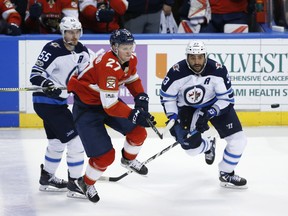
left=110, top=29, right=135, bottom=46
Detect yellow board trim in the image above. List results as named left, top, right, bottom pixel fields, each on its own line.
left=20, top=112, right=288, bottom=128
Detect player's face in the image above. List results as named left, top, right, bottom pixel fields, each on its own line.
left=64, top=29, right=81, bottom=46
left=187, top=54, right=206, bottom=73
left=117, top=43, right=134, bottom=63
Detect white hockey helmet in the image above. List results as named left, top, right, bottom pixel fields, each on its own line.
left=185, top=41, right=207, bottom=74
left=185, top=40, right=207, bottom=56
left=59, top=16, right=83, bottom=37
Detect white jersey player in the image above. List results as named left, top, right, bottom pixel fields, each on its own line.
left=30, top=17, right=90, bottom=198
left=160, top=40, right=247, bottom=189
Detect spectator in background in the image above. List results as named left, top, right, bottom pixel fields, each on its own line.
left=178, top=0, right=255, bottom=33
left=200, top=0, right=255, bottom=33
left=25, top=0, right=79, bottom=34
left=11, top=0, right=27, bottom=33
left=79, top=0, right=127, bottom=33
left=0, top=0, right=22, bottom=35
left=123, top=0, right=174, bottom=33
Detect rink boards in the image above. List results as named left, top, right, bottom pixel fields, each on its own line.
left=0, top=33, right=288, bottom=127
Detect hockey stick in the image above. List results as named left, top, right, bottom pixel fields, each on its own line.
left=146, top=118, right=163, bottom=139
left=146, top=118, right=175, bottom=140
left=0, top=87, right=67, bottom=92
left=98, top=141, right=179, bottom=182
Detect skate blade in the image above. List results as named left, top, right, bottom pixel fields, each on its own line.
left=220, top=182, right=248, bottom=189
left=39, top=185, right=68, bottom=192
left=67, top=190, right=87, bottom=199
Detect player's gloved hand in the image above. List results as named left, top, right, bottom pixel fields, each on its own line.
left=134, top=92, right=149, bottom=112
left=195, top=107, right=217, bottom=133
left=42, top=80, right=62, bottom=98
left=128, top=108, right=156, bottom=128
left=29, top=3, right=42, bottom=20
left=96, top=8, right=115, bottom=22
left=169, top=114, right=189, bottom=145
left=6, top=23, right=21, bottom=36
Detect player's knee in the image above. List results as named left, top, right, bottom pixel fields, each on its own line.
left=180, top=132, right=202, bottom=150
left=89, top=148, right=115, bottom=169
left=66, top=135, right=85, bottom=155
left=48, top=139, right=66, bottom=152
left=224, top=131, right=247, bottom=154
left=126, top=126, right=147, bottom=146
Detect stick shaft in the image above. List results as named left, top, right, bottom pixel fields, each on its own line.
left=0, top=87, right=67, bottom=92
left=98, top=141, right=179, bottom=182
left=146, top=118, right=163, bottom=139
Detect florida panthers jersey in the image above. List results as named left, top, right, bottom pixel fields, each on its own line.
left=160, top=58, right=234, bottom=117
left=0, top=0, right=21, bottom=26
left=79, top=0, right=127, bottom=33
left=25, top=0, right=78, bottom=33
left=30, top=38, right=90, bottom=102
left=68, top=50, right=145, bottom=118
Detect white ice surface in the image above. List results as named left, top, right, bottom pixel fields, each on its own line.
left=0, top=126, right=287, bottom=216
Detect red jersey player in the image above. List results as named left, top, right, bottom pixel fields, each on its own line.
left=25, top=0, right=78, bottom=33
left=0, top=0, right=21, bottom=35
left=68, top=29, right=156, bottom=203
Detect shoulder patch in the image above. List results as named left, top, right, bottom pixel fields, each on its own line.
left=4, top=0, right=13, bottom=8
left=71, top=1, right=78, bottom=8
left=215, top=62, right=223, bottom=69
left=50, top=42, right=61, bottom=48
left=172, top=63, right=180, bottom=72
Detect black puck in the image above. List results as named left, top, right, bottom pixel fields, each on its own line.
left=271, top=104, right=280, bottom=108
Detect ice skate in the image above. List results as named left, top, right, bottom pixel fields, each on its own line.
left=67, top=173, right=86, bottom=199
left=39, top=164, right=68, bottom=192
left=219, top=171, right=248, bottom=189
left=75, top=177, right=100, bottom=203
left=205, top=137, right=216, bottom=165
left=121, top=157, right=148, bottom=175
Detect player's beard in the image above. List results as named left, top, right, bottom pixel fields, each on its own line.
left=192, top=64, right=204, bottom=73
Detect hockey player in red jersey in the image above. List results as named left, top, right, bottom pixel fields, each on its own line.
left=0, top=0, right=21, bottom=35
left=25, top=0, right=78, bottom=33
left=79, top=0, right=127, bottom=33
left=68, top=29, right=156, bottom=203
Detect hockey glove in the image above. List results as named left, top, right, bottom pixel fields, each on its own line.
left=128, top=109, right=156, bottom=128
left=6, top=23, right=21, bottom=36
left=96, top=8, right=115, bottom=22
left=42, top=80, right=62, bottom=98
left=29, top=3, right=42, bottom=20
left=195, top=108, right=217, bottom=133
left=134, top=92, right=149, bottom=112
left=168, top=114, right=188, bottom=145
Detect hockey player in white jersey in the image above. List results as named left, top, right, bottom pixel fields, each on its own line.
left=30, top=17, right=90, bottom=198
left=160, top=40, right=247, bottom=189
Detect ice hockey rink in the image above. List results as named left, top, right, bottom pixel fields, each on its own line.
left=0, top=126, right=287, bottom=216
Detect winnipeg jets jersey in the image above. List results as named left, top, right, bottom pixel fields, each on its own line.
left=160, top=58, right=234, bottom=117
left=30, top=38, right=90, bottom=103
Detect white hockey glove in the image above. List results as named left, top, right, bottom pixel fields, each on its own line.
left=188, top=0, right=211, bottom=26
